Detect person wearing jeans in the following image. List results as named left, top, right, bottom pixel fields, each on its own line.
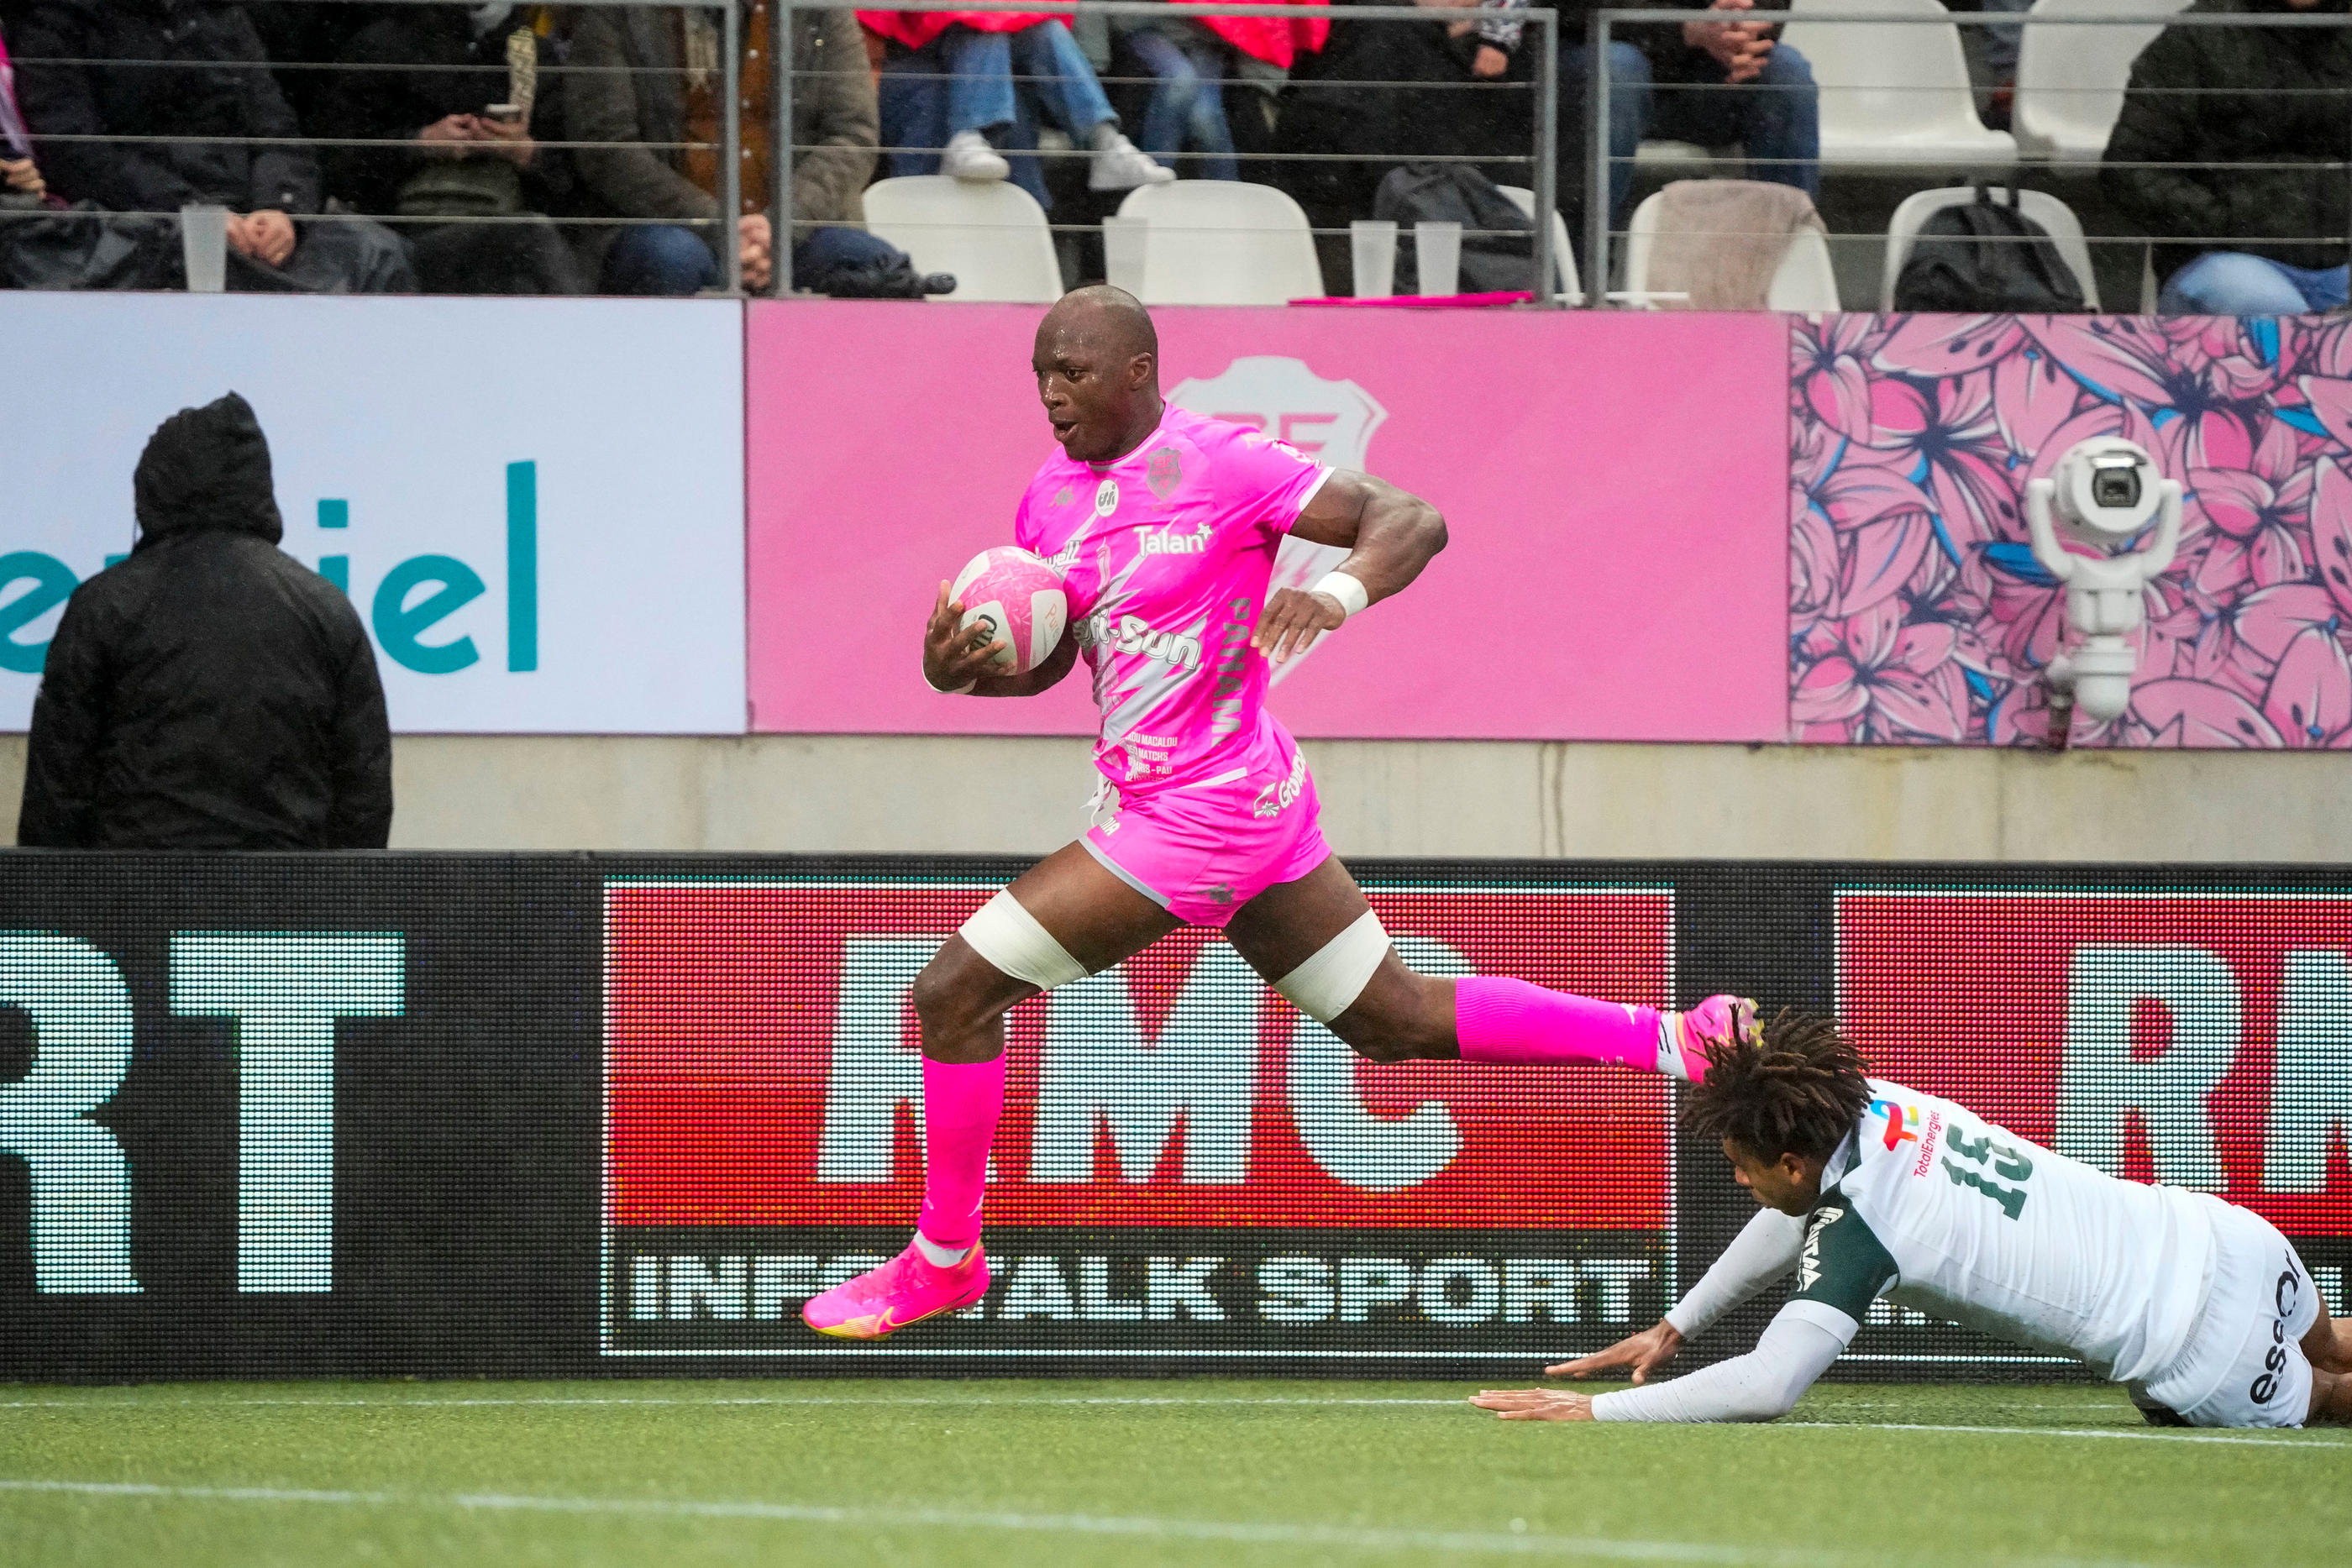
left=1117, top=21, right=1240, bottom=181
left=2158, top=254, right=2349, bottom=316
left=2103, top=0, right=2352, bottom=317
left=1557, top=0, right=1819, bottom=234
left=862, top=13, right=1173, bottom=196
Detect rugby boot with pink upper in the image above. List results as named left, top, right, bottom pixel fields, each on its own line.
left=802, top=1241, right=990, bottom=1340
left=1656, top=994, right=1761, bottom=1082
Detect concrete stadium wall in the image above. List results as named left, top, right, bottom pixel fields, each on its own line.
left=0, top=734, right=2342, bottom=863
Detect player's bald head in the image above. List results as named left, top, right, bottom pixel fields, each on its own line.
left=1037, top=285, right=1158, bottom=373
left=1032, top=285, right=1164, bottom=461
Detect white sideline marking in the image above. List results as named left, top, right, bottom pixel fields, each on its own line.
left=1786, top=1421, right=2346, bottom=1450
left=0, top=1394, right=1465, bottom=1410
left=3, top=1392, right=2344, bottom=1449
left=0, top=1478, right=2166, bottom=1567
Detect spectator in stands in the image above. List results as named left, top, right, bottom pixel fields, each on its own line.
left=863, top=11, right=1173, bottom=202
left=18, top=392, right=392, bottom=851
left=1111, top=5, right=1328, bottom=182
left=1, top=17, right=45, bottom=200
left=315, top=5, right=582, bottom=295
left=2103, top=0, right=2352, bottom=315
left=1277, top=0, right=1534, bottom=281
left=1113, top=18, right=1243, bottom=181
left=10, top=1, right=412, bottom=292
left=566, top=3, right=877, bottom=295
left=1556, top=0, right=1820, bottom=232
left=246, top=1, right=372, bottom=136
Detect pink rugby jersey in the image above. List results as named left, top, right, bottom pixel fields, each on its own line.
left=1012, top=406, right=1330, bottom=799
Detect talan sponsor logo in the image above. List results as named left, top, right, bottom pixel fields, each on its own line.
left=1141, top=523, right=1212, bottom=556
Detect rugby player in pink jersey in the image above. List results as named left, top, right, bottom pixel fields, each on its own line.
left=803, top=286, right=1758, bottom=1340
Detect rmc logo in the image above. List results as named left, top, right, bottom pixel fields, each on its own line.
left=0, top=931, right=403, bottom=1294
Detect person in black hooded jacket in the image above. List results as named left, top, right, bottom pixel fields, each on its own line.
left=2103, top=0, right=2352, bottom=313
left=18, top=392, right=392, bottom=850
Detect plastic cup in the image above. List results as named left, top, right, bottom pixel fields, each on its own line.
left=1414, top=220, right=1462, bottom=297
left=181, top=204, right=228, bottom=292
left=1102, top=215, right=1149, bottom=296
left=1350, top=219, right=1397, bottom=299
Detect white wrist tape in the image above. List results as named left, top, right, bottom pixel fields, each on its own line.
left=926, top=668, right=977, bottom=695
left=1312, top=570, right=1369, bottom=620
left=959, top=889, right=1089, bottom=991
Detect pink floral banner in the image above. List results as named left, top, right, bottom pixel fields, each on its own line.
left=1790, top=314, right=2352, bottom=747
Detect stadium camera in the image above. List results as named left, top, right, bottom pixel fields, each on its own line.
left=2024, top=438, right=2182, bottom=733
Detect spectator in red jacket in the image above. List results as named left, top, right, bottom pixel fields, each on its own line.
left=862, top=9, right=1173, bottom=201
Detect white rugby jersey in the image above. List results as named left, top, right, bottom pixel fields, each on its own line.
left=1595, top=1078, right=2224, bottom=1423
left=1777, top=1078, right=2214, bottom=1382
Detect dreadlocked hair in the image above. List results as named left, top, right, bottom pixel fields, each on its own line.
left=1678, top=1009, right=1872, bottom=1163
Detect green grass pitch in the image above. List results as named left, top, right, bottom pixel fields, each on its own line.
left=3, top=1378, right=2345, bottom=1566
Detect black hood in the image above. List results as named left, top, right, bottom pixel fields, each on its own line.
left=132, top=391, right=284, bottom=548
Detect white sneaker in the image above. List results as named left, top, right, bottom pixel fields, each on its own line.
left=942, top=130, right=1009, bottom=184
left=1088, top=133, right=1175, bottom=191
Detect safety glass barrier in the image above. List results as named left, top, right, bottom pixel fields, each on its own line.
left=1582, top=8, right=2352, bottom=312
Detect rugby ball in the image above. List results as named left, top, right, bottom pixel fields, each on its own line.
left=952, top=546, right=1067, bottom=675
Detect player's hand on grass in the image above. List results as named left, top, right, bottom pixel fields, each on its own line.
left=1469, top=1389, right=1596, bottom=1422
left=1546, top=1319, right=1683, bottom=1383
left=923, top=579, right=1007, bottom=692
left=1253, top=585, right=1347, bottom=664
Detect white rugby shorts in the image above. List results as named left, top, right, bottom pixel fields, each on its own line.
left=2130, top=1198, right=2321, bottom=1429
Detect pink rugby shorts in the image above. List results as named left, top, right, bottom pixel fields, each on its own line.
left=1081, top=747, right=1331, bottom=927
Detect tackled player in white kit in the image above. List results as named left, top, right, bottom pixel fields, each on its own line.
left=1474, top=1016, right=2352, bottom=1428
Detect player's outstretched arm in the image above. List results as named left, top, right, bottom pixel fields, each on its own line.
left=921, top=580, right=1078, bottom=698
left=1473, top=1308, right=1847, bottom=1425
left=1547, top=1319, right=1685, bottom=1384
left=1256, top=471, right=1446, bottom=663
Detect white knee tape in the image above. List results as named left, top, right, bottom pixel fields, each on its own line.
left=959, top=889, right=1089, bottom=991
left=1273, top=908, right=1391, bottom=1025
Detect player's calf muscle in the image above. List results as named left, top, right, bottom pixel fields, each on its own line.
left=910, top=939, right=1033, bottom=1062
left=2308, top=1367, right=2351, bottom=1425
left=1330, top=968, right=1457, bottom=1062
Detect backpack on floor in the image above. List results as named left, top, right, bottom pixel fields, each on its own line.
left=1893, top=181, right=2085, bottom=313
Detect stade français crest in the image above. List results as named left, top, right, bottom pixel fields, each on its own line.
left=1169, top=357, right=1386, bottom=685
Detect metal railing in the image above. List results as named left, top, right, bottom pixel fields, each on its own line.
left=3, top=2, right=2347, bottom=309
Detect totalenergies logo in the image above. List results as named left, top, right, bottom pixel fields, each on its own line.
left=1872, top=1099, right=1922, bottom=1153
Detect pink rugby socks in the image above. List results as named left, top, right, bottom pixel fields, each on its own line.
left=1453, top=976, right=1677, bottom=1076
left=915, top=1053, right=1005, bottom=1255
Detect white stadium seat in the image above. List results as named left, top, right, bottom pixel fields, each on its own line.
left=2012, top=0, right=2192, bottom=168
left=1623, top=187, right=1843, bottom=311
left=1783, top=0, right=2019, bottom=167
left=1113, top=181, right=1324, bottom=306
left=860, top=176, right=1063, bottom=303
left=1495, top=185, right=1585, bottom=304
left=1881, top=185, right=2102, bottom=310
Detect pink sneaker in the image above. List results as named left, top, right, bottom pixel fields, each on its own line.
left=801, top=1242, right=990, bottom=1340
left=1657, top=994, right=1759, bottom=1082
